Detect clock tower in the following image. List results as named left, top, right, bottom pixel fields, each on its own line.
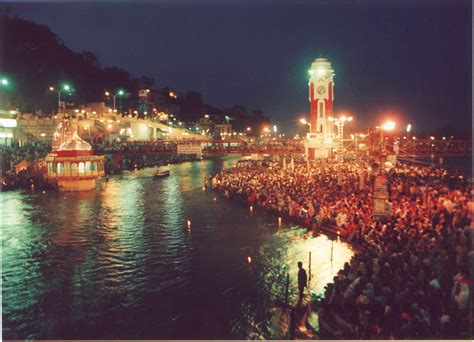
left=305, top=57, right=337, bottom=159
left=308, top=57, right=334, bottom=134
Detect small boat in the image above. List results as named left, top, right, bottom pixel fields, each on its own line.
left=154, top=165, right=171, bottom=178
left=154, top=170, right=170, bottom=178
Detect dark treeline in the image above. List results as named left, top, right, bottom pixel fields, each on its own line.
left=0, top=14, right=270, bottom=132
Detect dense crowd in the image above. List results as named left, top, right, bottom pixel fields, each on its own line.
left=213, top=158, right=472, bottom=339
left=0, top=142, right=51, bottom=167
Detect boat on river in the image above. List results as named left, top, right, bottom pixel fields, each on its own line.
left=154, top=165, right=171, bottom=178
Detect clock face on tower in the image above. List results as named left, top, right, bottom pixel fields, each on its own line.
left=317, top=86, right=326, bottom=95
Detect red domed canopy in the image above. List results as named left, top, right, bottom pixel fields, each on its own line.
left=56, top=132, right=93, bottom=157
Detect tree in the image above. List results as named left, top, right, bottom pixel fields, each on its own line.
left=180, top=91, right=203, bottom=122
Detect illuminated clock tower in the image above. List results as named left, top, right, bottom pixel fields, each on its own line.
left=305, top=57, right=337, bottom=159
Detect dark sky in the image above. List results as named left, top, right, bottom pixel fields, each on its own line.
left=9, top=0, right=472, bottom=134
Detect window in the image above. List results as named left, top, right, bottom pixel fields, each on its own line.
left=91, top=162, right=97, bottom=174
left=64, top=162, right=70, bottom=176
left=85, top=161, right=91, bottom=175
left=318, top=101, right=324, bottom=118
left=78, top=162, right=85, bottom=175
left=57, top=162, right=63, bottom=175
left=71, top=163, right=78, bottom=176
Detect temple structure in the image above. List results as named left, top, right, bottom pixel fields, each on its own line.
left=45, top=120, right=104, bottom=191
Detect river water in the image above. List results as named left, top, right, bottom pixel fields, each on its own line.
left=1, top=157, right=353, bottom=339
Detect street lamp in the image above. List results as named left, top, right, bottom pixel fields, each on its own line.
left=299, top=118, right=311, bottom=131
left=380, top=120, right=396, bottom=152
left=49, top=84, right=73, bottom=114
left=105, top=89, right=126, bottom=112
left=329, top=115, right=353, bottom=162
left=0, top=77, right=10, bottom=110
left=381, top=120, right=396, bottom=132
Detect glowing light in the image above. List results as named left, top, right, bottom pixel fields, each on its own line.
left=247, top=256, right=252, bottom=263
left=300, top=118, right=308, bottom=125
left=316, top=68, right=326, bottom=76
left=187, top=220, right=191, bottom=227
left=430, top=136, right=435, bottom=140
left=381, top=121, right=396, bottom=131
left=40, top=133, right=46, bottom=137
left=249, top=206, right=253, bottom=213
left=0, top=118, right=17, bottom=128
left=105, top=91, right=110, bottom=96
left=1, top=78, right=8, bottom=85
left=406, top=124, right=412, bottom=133
left=49, top=86, right=54, bottom=91
left=278, top=217, right=282, bottom=226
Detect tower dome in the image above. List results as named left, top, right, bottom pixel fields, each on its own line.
left=59, top=132, right=92, bottom=151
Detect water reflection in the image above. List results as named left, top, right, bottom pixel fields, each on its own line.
left=2, top=158, right=353, bottom=339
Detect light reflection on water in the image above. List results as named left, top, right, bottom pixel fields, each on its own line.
left=1, top=158, right=353, bottom=339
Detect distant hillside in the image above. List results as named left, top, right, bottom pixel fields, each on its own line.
left=1, top=16, right=139, bottom=112
left=0, top=15, right=270, bottom=132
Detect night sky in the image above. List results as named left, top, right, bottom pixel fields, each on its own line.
left=9, top=0, right=472, bottom=134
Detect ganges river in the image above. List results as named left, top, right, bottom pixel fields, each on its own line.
left=1, top=157, right=353, bottom=339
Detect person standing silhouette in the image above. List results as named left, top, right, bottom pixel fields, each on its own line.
left=297, top=261, right=307, bottom=298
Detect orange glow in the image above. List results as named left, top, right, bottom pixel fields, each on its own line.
left=381, top=120, right=396, bottom=131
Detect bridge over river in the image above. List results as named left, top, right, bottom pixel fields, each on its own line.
left=95, top=138, right=472, bottom=157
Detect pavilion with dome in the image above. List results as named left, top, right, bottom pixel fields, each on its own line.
left=45, top=119, right=104, bottom=191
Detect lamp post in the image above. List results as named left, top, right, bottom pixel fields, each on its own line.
left=406, top=123, right=412, bottom=154
left=105, top=90, right=125, bottom=112
left=329, top=115, right=353, bottom=163
left=380, top=120, right=396, bottom=152
left=0, top=77, right=9, bottom=110
left=299, top=118, right=311, bottom=131
left=49, top=84, right=72, bottom=114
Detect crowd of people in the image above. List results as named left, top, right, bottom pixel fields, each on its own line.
left=213, top=158, right=472, bottom=339
left=0, top=142, right=51, bottom=168
left=1, top=142, right=52, bottom=191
